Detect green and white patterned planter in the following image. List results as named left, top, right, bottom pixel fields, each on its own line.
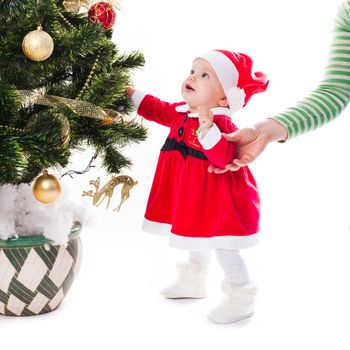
left=0, top=222, right=82, bottom=316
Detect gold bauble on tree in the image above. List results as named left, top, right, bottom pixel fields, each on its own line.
left=22, top=26, right=54, bottom=62
left=33, top=170, right=62, bottom=204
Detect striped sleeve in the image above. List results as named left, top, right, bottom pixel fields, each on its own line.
left=271, top=0, right=350, bottom=140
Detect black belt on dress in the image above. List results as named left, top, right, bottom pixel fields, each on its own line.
left=160, top=138, right=208, bottom=160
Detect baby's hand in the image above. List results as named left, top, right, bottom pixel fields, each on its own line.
left=126, top=86, right=135, bottom=97
left=198, top=106, right=213, bottom=130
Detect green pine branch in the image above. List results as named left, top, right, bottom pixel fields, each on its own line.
left=0, top=0, right=147, bottom=184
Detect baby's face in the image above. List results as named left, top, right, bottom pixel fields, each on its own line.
left=181, top=58, right=227, bottom=111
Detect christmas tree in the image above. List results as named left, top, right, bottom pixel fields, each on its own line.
left=0, top=0, right=146, bottom=186
left=0, top=1, right=146, bottom=316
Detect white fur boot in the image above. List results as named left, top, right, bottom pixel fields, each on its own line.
left=207, top=279, right=257, bottom=324
left=160, top=262, right=208, bottom=299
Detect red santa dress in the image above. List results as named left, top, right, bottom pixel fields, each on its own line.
left=133, top=91, right=260, bottom=251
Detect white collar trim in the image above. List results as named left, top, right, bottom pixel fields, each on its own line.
left=175, top=104, right=231, bottom=118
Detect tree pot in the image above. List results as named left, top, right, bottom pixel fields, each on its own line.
left=0, top=222, right=82, bottom=316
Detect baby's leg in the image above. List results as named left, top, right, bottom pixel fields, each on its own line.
left=208, top=249, right=257, bottom=324
left=188, top=251, right=211, bottom=267
left=160, top=251, right=211, bottom=299
left=215, top=249, right=249, bottom=285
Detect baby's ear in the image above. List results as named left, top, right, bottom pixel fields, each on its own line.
left=219, top=97, right=229, bottom=107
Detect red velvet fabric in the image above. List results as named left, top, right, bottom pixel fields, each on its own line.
left=139, top=94, right=260, bottom=239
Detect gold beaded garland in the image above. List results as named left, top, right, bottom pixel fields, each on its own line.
left=57, top=11, right=76, bottom=30
left=0, top=124, right=25, bottom=133
left=76, top=53, right=100, bottom=99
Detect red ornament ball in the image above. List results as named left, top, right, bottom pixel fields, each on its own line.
left=88, top=2, right=116, bottom=29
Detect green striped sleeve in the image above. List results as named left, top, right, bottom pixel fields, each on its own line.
left=272, top=0, right=350, bottom=140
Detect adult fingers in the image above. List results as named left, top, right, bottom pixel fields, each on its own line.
left=207, top=164, right=229, bottom=174
left=222, top=131, right=241, bottom=142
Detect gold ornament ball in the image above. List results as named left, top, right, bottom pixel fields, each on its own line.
left=33, top=171, right=62, bottom=204
left=22, top=26, right=54, bottom=62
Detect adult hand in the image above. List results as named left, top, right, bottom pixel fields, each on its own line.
left=208, top=119, right=288, bottom=173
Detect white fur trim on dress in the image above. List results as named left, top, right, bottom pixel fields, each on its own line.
left=131, top=89, right=146, bottom=110
left=142, top=219, right=172, bottom=236
left=198, top=123, right=221, bottom=150
left=175, top=104, right=189, bottom=113
left=175, top=104, right=231, bottom=117
left=142, top=219, right=259, bottom=251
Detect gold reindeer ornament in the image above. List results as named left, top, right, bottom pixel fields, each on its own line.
left=82, top=175, right=138, bottom=211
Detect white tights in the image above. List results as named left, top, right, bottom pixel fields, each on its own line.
left=188, top=249, right=249, bottom=286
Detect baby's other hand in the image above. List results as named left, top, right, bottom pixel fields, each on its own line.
left=126, top=86, right=135, bottom=97
left=198, top=106, right=213, bottom=130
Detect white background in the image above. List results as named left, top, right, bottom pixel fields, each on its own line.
left=2, top=0, right=350, bottom=349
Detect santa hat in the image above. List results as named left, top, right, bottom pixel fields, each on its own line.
left=197, top=50, right=269, bottom=114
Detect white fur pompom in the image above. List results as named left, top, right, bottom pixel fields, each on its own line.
left=227, top=87, right=245, bottom=114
